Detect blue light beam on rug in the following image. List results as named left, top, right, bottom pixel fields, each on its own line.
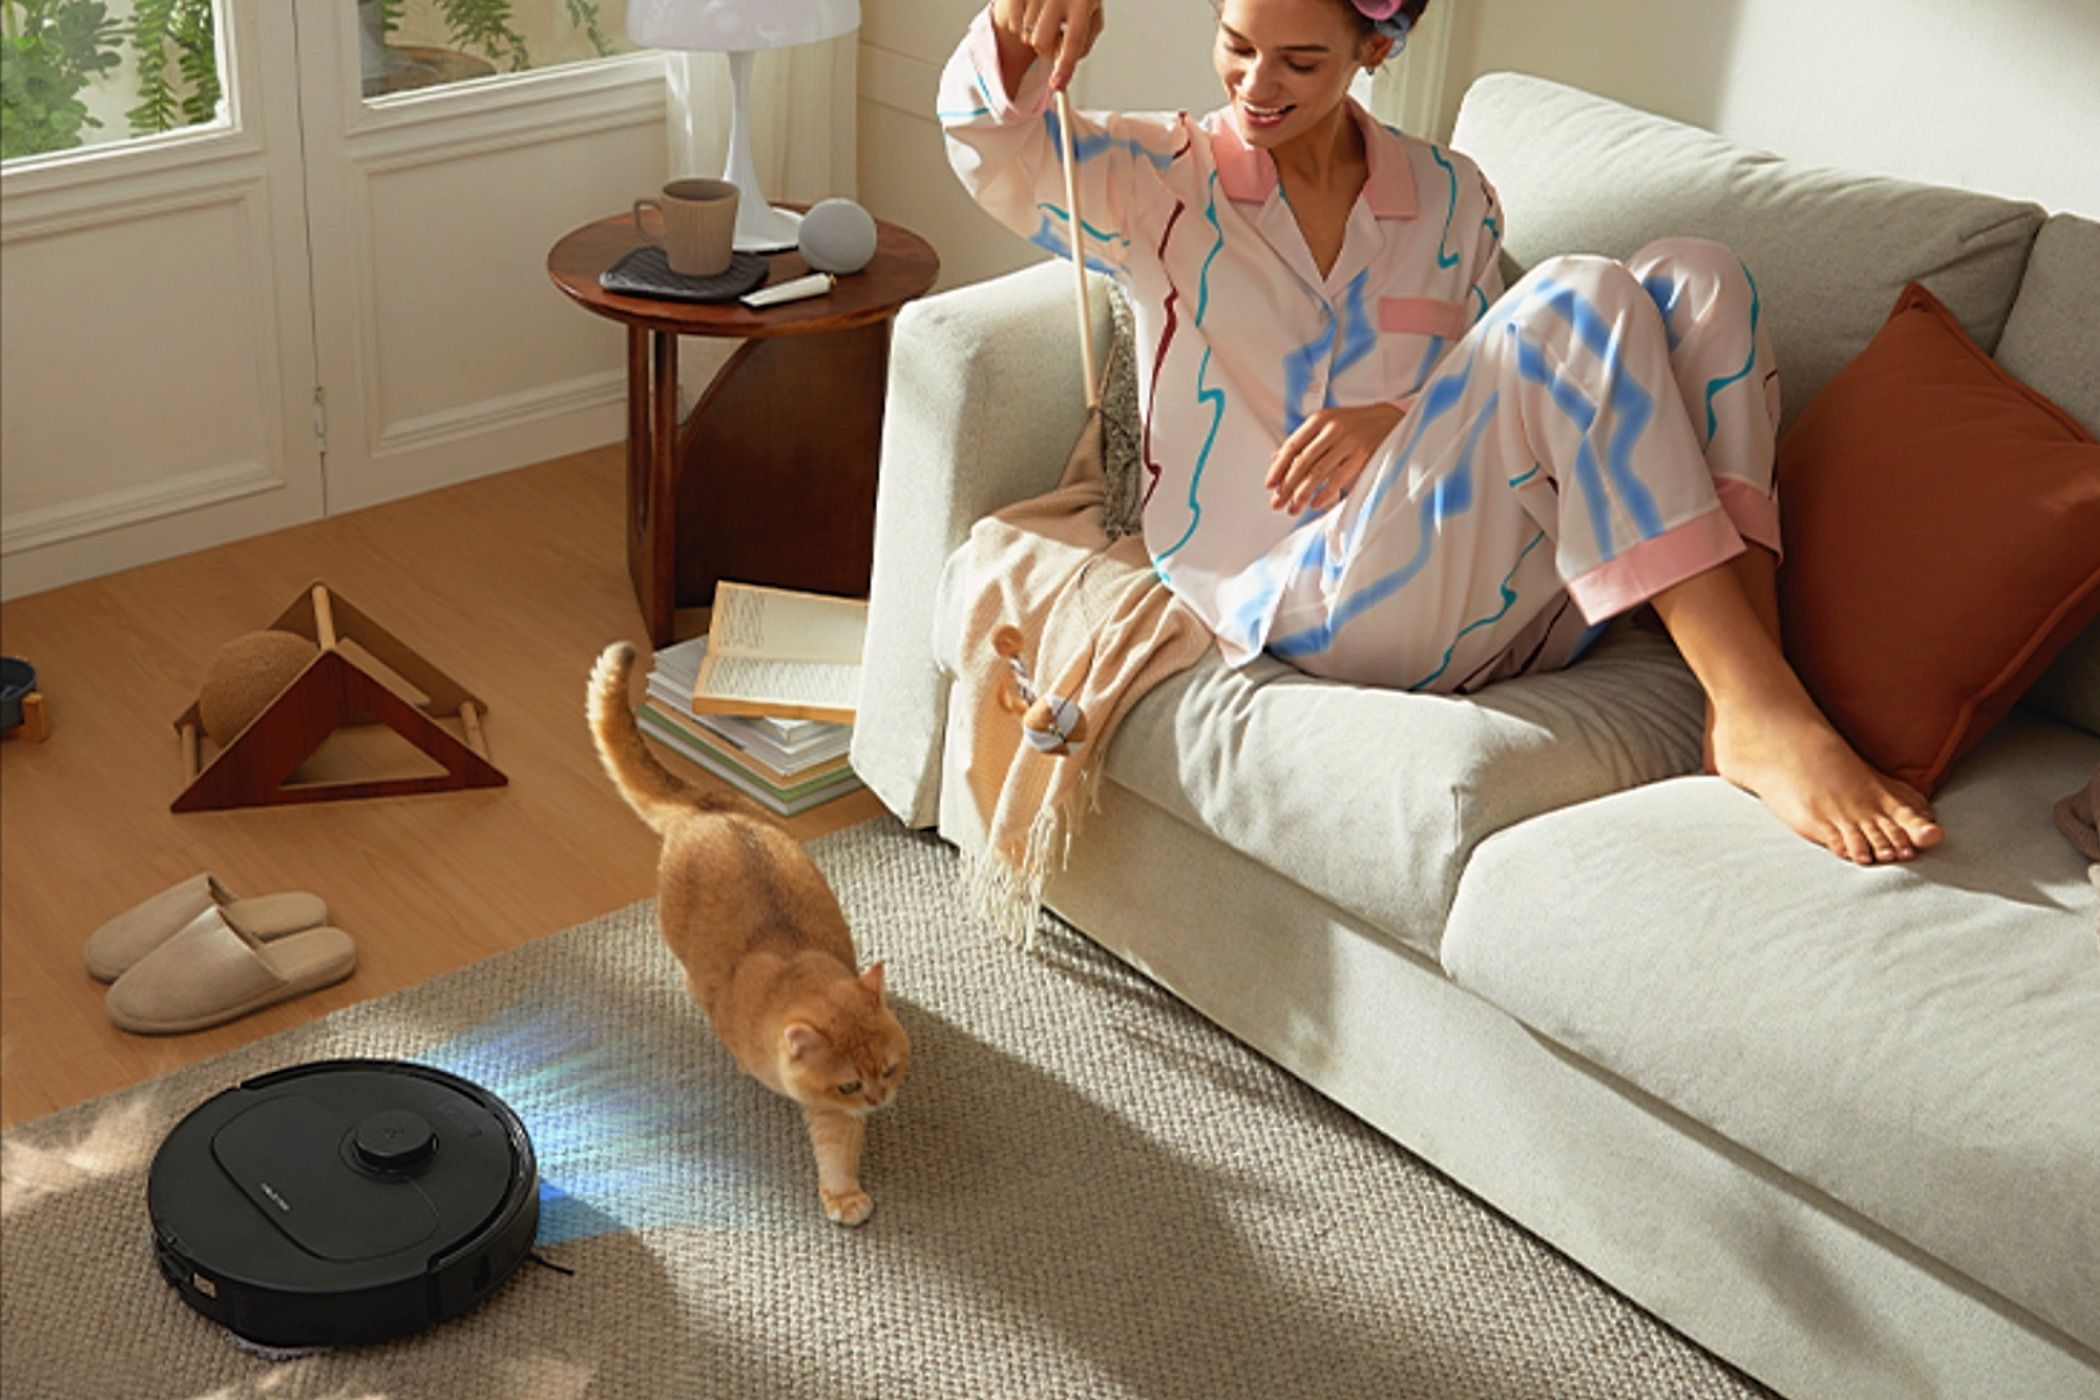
left=417, top=996, right=776, bottom=1245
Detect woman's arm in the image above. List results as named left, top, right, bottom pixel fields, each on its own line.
left=1464, top=170, right=1506, bottom=326
left=940, top=3, right=1181, bottom=281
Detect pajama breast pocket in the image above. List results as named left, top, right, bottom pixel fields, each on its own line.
left=1377, top=296, right=1469, bottom=392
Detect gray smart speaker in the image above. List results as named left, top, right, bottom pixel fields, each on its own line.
left=797, top=198, right=878, bottom=275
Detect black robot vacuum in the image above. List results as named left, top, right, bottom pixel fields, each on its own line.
left=148, top=1059, right=539, bottom=1349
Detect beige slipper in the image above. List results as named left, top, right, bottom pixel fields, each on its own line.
left=106, top=907, right=356, bottom=1036
left=84, top=873, right=327, bottom=983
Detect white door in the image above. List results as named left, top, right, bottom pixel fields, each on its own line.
left=2, top=1, right=673, bottom=598
left=291, top=0, right=668, bottom=515
left=0, top=2, right=322, bottom=601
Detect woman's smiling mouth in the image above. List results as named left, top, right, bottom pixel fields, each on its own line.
left=1241, top=98, right=1296, bottom=129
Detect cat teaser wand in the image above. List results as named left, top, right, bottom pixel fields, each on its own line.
left=992, top=87, right=1100, bottom=757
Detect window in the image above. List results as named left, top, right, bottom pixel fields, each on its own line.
left=361, top=0, right=634, bottom=101
left=2, top=0, right=226, bottom=163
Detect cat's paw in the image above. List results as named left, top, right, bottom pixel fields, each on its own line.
left=822, top=1188, right=873, bottom=1227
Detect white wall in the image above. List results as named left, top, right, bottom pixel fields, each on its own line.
left=862, top=0, right=2097, bottom=296
left=1437, top=0, right=2099, bottom=216
left=860, top=0, right=1236, bottom=291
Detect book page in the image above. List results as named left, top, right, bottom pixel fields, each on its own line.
left=649, top=634, right=709, bottom=688
left=710, top=582, right=866, bottom=662
left=695, top=654, right=859, bottom=710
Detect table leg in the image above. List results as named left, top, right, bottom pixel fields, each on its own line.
left=673, top=320, right=892, bottom=607
left=638, top=330, right=681, bottom=646
left=624, top=326, right=649, bottom=617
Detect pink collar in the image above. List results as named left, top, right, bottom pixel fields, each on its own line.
left=1206, top=98, right=1418, bottom=218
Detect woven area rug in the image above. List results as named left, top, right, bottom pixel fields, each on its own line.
left=2, top=817, right=1767, bottom=1399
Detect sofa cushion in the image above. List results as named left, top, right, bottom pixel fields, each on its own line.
left=1442, top=711, right=2100, bottom=1352
left=1999, top=214, right=2100, bottom=738
left=1096, top=617, right=1705, bottom=959
left=1450, top=73, right=2045, bottom=433
left=1775, top=281, right=2100, bottom=795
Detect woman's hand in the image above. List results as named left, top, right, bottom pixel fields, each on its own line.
left=1266, top=404, right=1406, bottom=514
left=990, top=0, right=1104, bottom=92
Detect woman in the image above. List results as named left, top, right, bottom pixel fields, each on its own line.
left=941, top=0, right=1943, bottom=866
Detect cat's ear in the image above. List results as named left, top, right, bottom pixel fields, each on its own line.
left=783, top=1022, right=826, bottom=1060
left=859, top=963, right=886, bottom=1000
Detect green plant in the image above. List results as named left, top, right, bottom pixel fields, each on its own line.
left=1, top=0, right=123, bottom=160
left=378, top=0, right=612, bottom=74
left=560, top=0, right=609, bottom=58
left=125, top=0, right=217, bottom=135
left=433, top=0, right=527, bottom=71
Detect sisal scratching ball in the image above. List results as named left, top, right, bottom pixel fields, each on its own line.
left=199, top=629, right=318, bottom=744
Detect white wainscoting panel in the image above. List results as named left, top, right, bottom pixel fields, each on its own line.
left=296, top=8, right=669, bottom=515
left=0, top=3, right=321, bottom=601
left=360, top=127, right=653, bottom=445
left=1, top=187, right=297, bottom=548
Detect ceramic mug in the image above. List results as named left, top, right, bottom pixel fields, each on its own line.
left=633, top=178, right=738, bottom=278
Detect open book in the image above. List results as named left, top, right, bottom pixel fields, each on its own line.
left=691, top=581, right=867, bottom=725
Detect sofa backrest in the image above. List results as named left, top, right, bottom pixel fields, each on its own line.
left=1451, top=73, right=2095, bottom=738
left=1996, top=214, right=2100, bottom=736
left=1449, top=72, right=2046, bottom=433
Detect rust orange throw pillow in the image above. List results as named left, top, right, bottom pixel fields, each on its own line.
left=1776, top=282, right=2100, bottom=796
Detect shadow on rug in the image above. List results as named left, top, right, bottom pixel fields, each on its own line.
left=1, top=817, right=1767, bottom=1399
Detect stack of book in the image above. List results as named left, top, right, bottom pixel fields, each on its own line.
left=640, top=632, right=863, bottom=817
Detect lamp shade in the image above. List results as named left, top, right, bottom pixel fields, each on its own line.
left=626, top=0, right=859, bottom=53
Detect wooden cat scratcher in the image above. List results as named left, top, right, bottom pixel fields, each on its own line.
left=172, top=582, right=506, bottom=813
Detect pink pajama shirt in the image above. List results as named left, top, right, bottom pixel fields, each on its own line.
left=941, top=7, right=1780, bottom=695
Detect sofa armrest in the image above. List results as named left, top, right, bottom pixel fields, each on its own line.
left=853, top=261, right=1117, bottom=826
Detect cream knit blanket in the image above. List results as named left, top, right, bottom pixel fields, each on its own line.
left=951, top=406, right=1215, bottom=946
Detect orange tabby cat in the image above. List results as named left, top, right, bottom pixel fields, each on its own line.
left=587, top=643, right=909, bottom=1226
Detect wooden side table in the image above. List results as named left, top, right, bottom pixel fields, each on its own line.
left=548, top=208, right=939, bottom=645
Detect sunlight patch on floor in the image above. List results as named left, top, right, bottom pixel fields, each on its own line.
left=0, top=1092, right=165, bottom=1219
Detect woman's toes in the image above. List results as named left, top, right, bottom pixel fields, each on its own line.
left=1900, top=806, right=1944, bottom=848
left=1878, top=816, right=1916, bottom=861
left=1835, top=822, right=1873, bottom=865
left=1863, top=822, right=1900, bottom=865
left=1885, top=781, right=1945, bottom=847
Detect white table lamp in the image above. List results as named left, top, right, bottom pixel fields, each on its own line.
left=627, top=0, right=861, bottom=253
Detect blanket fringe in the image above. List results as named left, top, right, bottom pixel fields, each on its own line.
left=962, top=760, right=1108, bottom=952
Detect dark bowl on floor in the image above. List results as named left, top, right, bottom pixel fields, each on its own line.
left=1, top=656, right=36, bottom=730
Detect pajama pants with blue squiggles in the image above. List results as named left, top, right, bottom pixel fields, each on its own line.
left=1261, top=237, right=1781, bottom=696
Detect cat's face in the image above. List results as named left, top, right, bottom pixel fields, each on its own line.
left=778, top=964, right=910, bottom=1115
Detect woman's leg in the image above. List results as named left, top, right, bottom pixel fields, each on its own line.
left=1612, top=240, right=1941, bottom=862
left=1623, top=236, right=1786, bottom=649
left=1274, top=248, right=1940, bottom=862
left=1649, top=564, right=1942, bottom=864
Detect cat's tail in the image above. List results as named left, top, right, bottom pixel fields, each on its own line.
left=588, top=642, right=768, bottom=834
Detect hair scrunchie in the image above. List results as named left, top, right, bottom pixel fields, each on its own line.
left=1350, top=0, right=1415, bottom=47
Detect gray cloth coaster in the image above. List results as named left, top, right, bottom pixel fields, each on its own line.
left=600, top=246, right=768, bottom=303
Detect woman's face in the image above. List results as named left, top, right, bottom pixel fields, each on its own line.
left=1213, top=0, right=1382, bottom=149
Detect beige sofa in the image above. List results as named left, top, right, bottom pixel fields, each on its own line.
left=853, top=74, right=2100, bottom=1398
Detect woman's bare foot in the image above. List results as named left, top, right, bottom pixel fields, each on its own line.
left=1710, top=693, right=1944, bottom=864
left=1650, top=551, right=1944, bottom=864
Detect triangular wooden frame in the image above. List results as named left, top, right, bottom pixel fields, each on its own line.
left=172, top=581, right=507, bottom=813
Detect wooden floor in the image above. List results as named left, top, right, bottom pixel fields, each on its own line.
left=0, top=445, right=884, bottom=1130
